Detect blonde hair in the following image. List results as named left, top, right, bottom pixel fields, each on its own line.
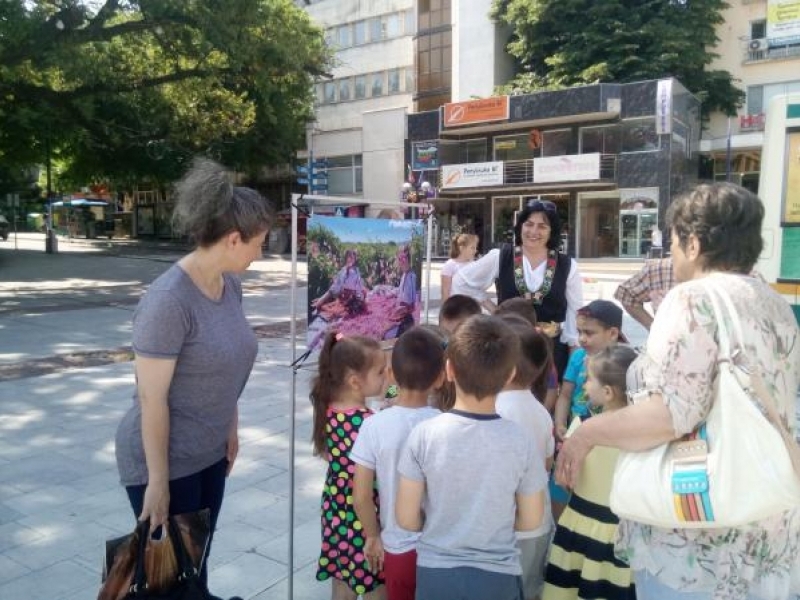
left=450, top=233, right=478, bottom=259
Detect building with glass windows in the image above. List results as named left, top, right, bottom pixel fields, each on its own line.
left=407, top=80, right=701, bottom=259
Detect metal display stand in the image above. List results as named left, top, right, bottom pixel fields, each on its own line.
left=285, top=194, right=436, bottom=600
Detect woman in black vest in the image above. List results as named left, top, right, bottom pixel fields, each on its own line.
left=452, top=199, right=583, bottom=378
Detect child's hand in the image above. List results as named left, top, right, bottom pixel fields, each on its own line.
left=364, top=536, right=384, bottom=574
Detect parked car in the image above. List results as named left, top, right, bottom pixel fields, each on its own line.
left=0, top=215, right=9, bottom=240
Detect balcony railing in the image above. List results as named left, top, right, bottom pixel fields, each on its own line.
left=744, top=38, right=800, bottom=62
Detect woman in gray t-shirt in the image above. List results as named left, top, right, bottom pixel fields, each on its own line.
left=114, top=158, right=273, bottom=588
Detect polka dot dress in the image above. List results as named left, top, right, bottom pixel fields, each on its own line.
left=316, top=406, right=383, bottom=594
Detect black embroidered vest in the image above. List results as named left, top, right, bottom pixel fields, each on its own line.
left=496, top=244, right=571, bottom=323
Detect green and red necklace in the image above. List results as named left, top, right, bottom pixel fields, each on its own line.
left=514, top=247, right=557, bottom=304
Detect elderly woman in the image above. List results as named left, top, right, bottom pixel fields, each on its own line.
left=556, top=182, right=800, bottom=600
left=115, top=158, right=273, bottom=594
left=452, top=199, right=583, bottom=376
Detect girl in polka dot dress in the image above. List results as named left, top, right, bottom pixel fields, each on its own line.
left=311, top=331, right=387, bottom=599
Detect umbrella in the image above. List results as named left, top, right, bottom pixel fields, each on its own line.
left=50, top=198, right=108, bottom=207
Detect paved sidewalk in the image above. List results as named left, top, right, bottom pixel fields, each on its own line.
left=0, top=243, right=648, bottom=599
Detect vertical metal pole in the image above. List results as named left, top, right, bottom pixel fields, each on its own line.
left=423, top=206, right=434, bottom=324
left=287, top=197, right=299, bottom=600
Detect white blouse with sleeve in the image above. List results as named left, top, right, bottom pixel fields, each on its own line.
left=452, top=248, right=582, bottom=346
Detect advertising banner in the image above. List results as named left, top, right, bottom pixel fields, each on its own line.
left=783, top=131, right=800, bottom=223
left=768, top=0, right=800, bottom=43
left=443, top=96, right=510, bottom=127
left=656, top=79, right=673, bottom=135
left=441, top=162, right=504, bottom=189
left=533, top=154, right=601, bottom=184
left=306, top=216, right=424, bottom=352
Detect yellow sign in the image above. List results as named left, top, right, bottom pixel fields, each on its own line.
left=495, top=140, right=517, bottom=150
left=784, top=132, right=800, bottom=223
left=768, top=0, right=800, bottom=41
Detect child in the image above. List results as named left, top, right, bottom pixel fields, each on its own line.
left=553, top=300, right=627, bottom=439
left=441, top=233, right=479, bottom=302
left=551, top=300, right=627, bottom=520
left=352, top=327, right=446, bottom=600
left=396, top=315, right=548, bottom=600
left=496, top=297, right=558, bottom=412
left=311, top=332, right=388, bottom=600
left=438, top=294, right=482, bottom=335
left=496, top=313, right=557, bottom=600
left=542, top=346, right=638, bottom=600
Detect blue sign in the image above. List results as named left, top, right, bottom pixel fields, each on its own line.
left=296, top=164, right=308, bottom=175
left=311, top=184, right=329, bottom=192
left=297, top=177, right=309, bottom=186
left=312, top=159, right=329, bottom=169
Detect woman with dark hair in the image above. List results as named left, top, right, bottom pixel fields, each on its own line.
left=452, top=199, right=583, bottom=377
left=556, top=182, right=800, bottom=600
left=114, top=158, right=273, bottom=598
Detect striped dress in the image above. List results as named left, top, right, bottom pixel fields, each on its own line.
left=542, top=419, right=634, bottom=600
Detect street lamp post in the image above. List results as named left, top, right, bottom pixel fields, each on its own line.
left=401, top=178, right=432, bottom=219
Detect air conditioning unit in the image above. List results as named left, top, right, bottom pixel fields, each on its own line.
left=749, top=38, right=768, bottom=51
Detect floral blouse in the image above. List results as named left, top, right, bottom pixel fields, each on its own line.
left=616, top=272, right=800, bottom=600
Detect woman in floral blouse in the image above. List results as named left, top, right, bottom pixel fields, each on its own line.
left=556, top=182, right=800, bottom=600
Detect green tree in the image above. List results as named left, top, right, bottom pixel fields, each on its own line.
left=491, top=0, right=743, bottom=117
left=0, top=0, right=331, bottom=187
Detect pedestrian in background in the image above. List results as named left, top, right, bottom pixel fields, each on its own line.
left=614, top=258, right=674, bottom=331
left=114, top=157, right=273, bottom=596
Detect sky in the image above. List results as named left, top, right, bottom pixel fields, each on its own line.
left=309, top=215, right=424, bottom=244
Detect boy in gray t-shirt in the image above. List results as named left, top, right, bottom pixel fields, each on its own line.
left=397, top=315, right=547, bottom=600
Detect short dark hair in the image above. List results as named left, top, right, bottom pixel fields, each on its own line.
left=448, top=315, right=519, bottom=399
left=514, top=199, right=561, bottom=250
left=392, top=326, right=446, bottom=392
left=496, top=297, right=538, bottom=326
left=497, top=314, right=552, bottom=391
left=440, top=294, right=482, bottom=323
left=667, top=182, right=764, bottom=273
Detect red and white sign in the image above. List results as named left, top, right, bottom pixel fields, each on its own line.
left=533, top=153, right=601, bottom=184
left=443, top=97, right=510, bottom=127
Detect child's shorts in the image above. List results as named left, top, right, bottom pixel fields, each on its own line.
left=416, top=565, right=524, bottom=600
left=518, top=534, right=550, bottom=600
left=384, top=549, right=416, bottom=600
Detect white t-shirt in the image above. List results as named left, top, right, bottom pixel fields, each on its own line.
left=495, top=389, right=555, bottom=539
left=441, top=258, right=470, bottom=279
left=350, top=405, right=440, bottom=554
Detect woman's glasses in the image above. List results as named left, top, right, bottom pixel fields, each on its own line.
left=526, top=199, right=557, bottom=211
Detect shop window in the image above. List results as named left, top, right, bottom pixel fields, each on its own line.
left=326, top=155, right=363, bottom=195
left=621, top=119, right=659, bottom=153
left=542, top=129, right=571, bottom=156
left=747, top=85, right=763, bottom=115
left=493, top=133, right=534, bottom=161
left=580, top=125, right=620, bottom=154
left=440, top=138, right=487, bottom=164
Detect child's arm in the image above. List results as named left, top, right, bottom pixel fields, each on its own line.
left=515, top=490, right=545, bottom=532
left=395, top=475, right=425, bottom=532
left=554, top=381, right=575, bottom=440
left=353, top=464, right=384, bottom=573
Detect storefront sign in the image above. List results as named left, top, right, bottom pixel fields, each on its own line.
left=443, top=97, right=510, bottom=127
left=533, top=154, right=600, bottom=184
left=441, top=162, right=504, bottom=189
left=784, top=131, right=800, bottom=223
left=411, top=141, right=439, bottom=170
left=656, top=79, right=672, bottom=135
left=768, top=0, right=800, bottom=44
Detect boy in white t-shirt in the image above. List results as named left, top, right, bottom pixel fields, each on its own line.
left=496, top=313, right=556, bottom=600
left=352, top=327, right=446, bottom=600
left=396, top=315, right=547, bottom=600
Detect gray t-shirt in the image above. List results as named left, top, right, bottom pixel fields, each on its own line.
left=398, top=410, right=547, bottom=575
left=115, top=265, right=258, bottom=486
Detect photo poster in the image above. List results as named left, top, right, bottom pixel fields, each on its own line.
left=306, top=215, right=425, bottom=353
